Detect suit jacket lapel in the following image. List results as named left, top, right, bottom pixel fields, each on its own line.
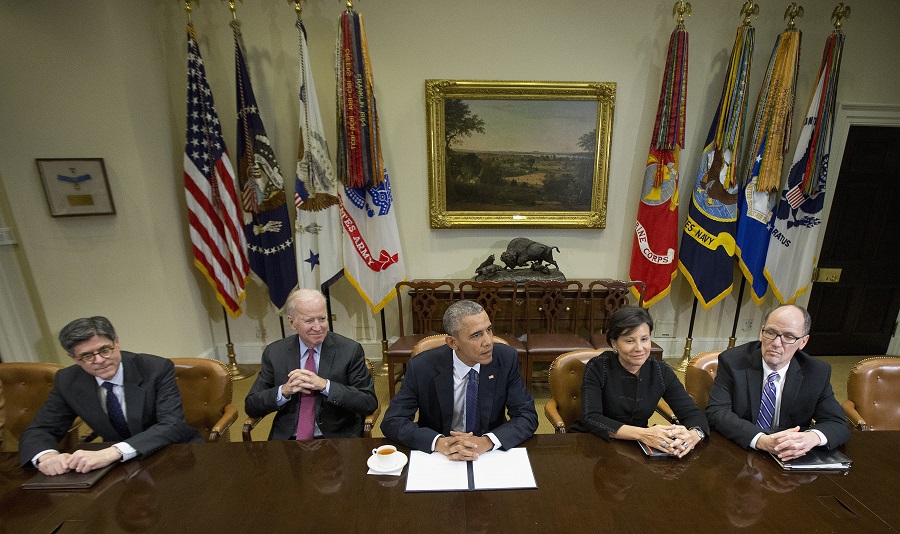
left=434, top=347, right=455, bottom=435
left=72, top=369, right=118, bottom=438
left=121, top=353, right=146, bottom=437
left=780, top=357, right=804, bottom=427
left=318, top=333, right=335, bottom=379
left=478, top=359, right=498, bottom=434
left=748, top=353, right=764, bottom=425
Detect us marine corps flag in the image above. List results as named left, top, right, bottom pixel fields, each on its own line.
left=736, top=26, right=802, bottom=304
left=629, top=22, right=688, bottom=307
left=295, top=17, right=343, bottom=292
left=233, top=19, right=298, bottom=310
left=184, top=23, right=249, bottom=318
left=765, top=27, right=846, bottom=303
left=678, top=23, right=754, bottom=309
left=337, top=9, right=405, bottom=313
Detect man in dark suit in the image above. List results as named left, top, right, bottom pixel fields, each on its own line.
left=20, top=316, right=202, bottom=475
left=707, top=304, right=849, bottom=461
left=381, top=300, right=537, bottom=460
left=244, top=288, right=377, bottom=439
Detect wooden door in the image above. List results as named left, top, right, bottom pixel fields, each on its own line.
left=805, top=126, right=900, bottom=355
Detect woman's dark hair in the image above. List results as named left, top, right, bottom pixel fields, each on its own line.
left=606, top=306, right=653, bottom=345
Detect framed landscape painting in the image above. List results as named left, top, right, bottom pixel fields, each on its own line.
left=426, top=80, right=615, bottom=228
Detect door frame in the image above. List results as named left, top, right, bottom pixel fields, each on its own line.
left=798, top=103, right=900, bottom=355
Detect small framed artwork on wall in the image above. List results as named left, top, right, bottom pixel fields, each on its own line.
left=36, top=158, right=115, bottom=217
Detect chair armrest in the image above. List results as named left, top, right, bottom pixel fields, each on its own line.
left=242, top=417, right=262, bottom=442
left=544, top=399, right=567, bottom=434
left=364, top=402, right=382, bottom=439
left=60, top=418, right=84, bottom=450
left=656, top=399, right=678, bottom=425
left=841, top=400, right=868, bottom=431
left=209, top=404, right=238, bottom=442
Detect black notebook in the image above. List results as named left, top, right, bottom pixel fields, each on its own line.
left=22, top=462, right=116, bottom=490
left=769, top=448, right=852, bottom=471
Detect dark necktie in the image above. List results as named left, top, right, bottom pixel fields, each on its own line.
left=102, top=381, right=131, bottom=439
left=465, top=368, right=480, bottom=434
left=295, top=348, right=317, bottom=440
left=757, top=371, right=779, bottom=431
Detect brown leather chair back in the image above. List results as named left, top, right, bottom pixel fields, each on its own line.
left=845, top=357, right=900, bottom=431
left=0, top=362, right=63, bottom=445
left=172, top=358, right=235, bottom=442
left=685, top=351, right=720, bottom=410
left=410, top=334, right=509, bottom=359
left=548, top=350, right=602, bottom=431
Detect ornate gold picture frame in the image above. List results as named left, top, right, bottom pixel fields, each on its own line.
left=426, top=80, right=615, bottom=228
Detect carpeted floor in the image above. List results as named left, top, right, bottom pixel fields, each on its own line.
left=230, top=354, right=874, bottom=441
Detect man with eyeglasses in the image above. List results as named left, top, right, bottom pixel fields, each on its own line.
left=20, top=316, right=202, bottom=475
left=707, top=304, right=849, bottom=460
left=244, top=288, right=377, bottom=439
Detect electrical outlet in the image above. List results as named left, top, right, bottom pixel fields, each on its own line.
left=656, top=321, right=675, bottom=338
left=741, top=319, right=754, bottom=332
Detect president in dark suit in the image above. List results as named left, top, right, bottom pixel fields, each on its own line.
left=707, top=304, right=849, bottom=461
left=20, top=316, right=201, bottom=475
left=381, top=300, right=537, bottom=460
left=244, top=288, right=377, bottom=439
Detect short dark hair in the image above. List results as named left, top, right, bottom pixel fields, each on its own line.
left=606, top=306, right=653, bottom=345
left=443, top=300, right=485, bottom=337
left=763, top=304, right=812, bottom=335
left=58, top=316, right=117, bottom=353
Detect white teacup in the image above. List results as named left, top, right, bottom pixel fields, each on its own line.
left=371, top=445, right=398, bottom=469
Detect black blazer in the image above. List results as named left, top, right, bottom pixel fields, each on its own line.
left=381, top=343, right=537, bottom=452
left=706, top=341, right=850, bottom=449
left=20, top=352, right=201, bottom=467
left=244, top=332, right=377, bottom=439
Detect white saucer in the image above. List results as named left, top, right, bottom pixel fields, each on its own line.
left=367, top=451, right=408, bottom=473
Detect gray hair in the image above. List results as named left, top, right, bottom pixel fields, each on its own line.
left=763, top=304, right=812, bottom=336
left=285, top=288, right=326, bottom=317
left=442, top=300, right=485, bottom=337
left=58, top=316, right=117, bottom=353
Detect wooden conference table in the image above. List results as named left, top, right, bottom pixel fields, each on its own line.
left=1, top=431, right=898, bottom=533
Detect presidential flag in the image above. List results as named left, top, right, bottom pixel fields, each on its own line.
left=735, top=29, right=802, bottom=304
left=184, top=23, right=248, bottom=318
left=337, top=10, right=405, bottom=313
left=765, top=30, right=845, bottom=303
left=629, top=24, right=688, bottom=307
left=295, top=18, right=343, bottom=292
left=233, top=20, right=298, bottom=310
left=678, top=24, right=754, bottom=309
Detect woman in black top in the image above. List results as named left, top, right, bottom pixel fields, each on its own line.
left=572, top=307, right=709, bottom=457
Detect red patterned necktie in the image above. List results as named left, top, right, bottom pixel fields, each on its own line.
left=295, top=348, right=317, bottom=440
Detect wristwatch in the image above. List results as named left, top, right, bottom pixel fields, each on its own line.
left=691, top=427, right=705, bottom=441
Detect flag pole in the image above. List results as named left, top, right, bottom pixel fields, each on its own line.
left=222, top=307, right=255, bottom=381
left=377, top=309, right=389, bottom=377
left=729, top=278, right=746, bottom=348
left=677, top=297, right=698, bottom=372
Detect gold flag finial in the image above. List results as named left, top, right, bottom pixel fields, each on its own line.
left=346, top=0, right=354, bottom=13
left=832, top=3, right=851, bottom=29
left=673, top=0, right=692, bottom=25
left=291, top=0, right=303, bottom=19
left=184, top=0, right=197, bottom=23
left=221, top=0, right=242, bottom=20
left=741, top=1, right=760, bottom=26
left=784, top=3, right=804, bottom=29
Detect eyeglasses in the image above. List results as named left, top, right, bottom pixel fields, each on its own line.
left=760, top=328, right=805, bottom=345
left=73, top=345, right=115, bottom=363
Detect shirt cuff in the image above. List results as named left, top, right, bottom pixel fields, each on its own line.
left=114, top=442, right=137, bottom=462
left=485, top=432, right=501, bottom=451
left=32, top=449, right=58, bottom=467
left=323, top=380, right=331, bottom=396
left=750, top=432, right=764, bottom=449
left=808, top=429, right=827, bottom=446
left=431, top=434, right=442, bottom=452
left=277, top=385, right=290, bottom=406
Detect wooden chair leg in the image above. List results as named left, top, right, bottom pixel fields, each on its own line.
left=387, top=360, right=396, bottom=397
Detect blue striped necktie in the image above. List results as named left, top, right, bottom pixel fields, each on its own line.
left=757, top=372, right=779, bottom=431
left=465, top=368, right=480, bottom=434
left=102, top=381, right=131, bottom=439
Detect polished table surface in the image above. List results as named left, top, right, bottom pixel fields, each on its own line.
left=1, top=432, right=898, bottom=533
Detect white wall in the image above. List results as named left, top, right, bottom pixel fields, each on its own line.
left=1, top=0, right=898, bottom=363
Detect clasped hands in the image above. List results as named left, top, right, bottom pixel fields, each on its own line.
left=757, top=426, right=819, bottom=461
left=282, top=368, right=327, bottom=396
left=642, top=424, right=698, bottom=458
left=35, top=447, right=122, bottom=476
left=435, top=431, right=494, bottom=461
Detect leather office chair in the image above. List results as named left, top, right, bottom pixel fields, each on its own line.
left=588, top=279, right=663, bottom=360
left=842, top=356, right=900, bottom=431
left=172, top=358, right=238, bottom=442
left=241, top=358, right=381, bottom=441
left=408, top=334, right=510, bottom=361
left=0, top=377, right=5, bottom=450
left=459, top=281, right=527, bottom=380
left=656, top=351, right=720, bottom=424
left=523, top=280, right=593, bottom=389
left=385, top=281, right=455, bottom=397
left=0, top=362, right=80, bottom=451
left=544, top=350, right=602, bottom=433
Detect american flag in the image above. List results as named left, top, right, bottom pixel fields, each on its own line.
left=183, top=24, right=248, bottom=317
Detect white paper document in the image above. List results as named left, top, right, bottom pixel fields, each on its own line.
left=405, top=448, right=537, bottom=492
